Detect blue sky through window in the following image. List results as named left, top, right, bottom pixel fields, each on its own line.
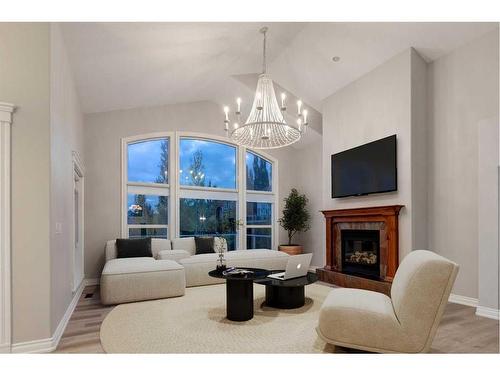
left=179, top=138, right=236, bottom=189
left=128, top=139, right=168, bottom=183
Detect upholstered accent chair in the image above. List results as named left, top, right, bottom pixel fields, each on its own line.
left=316, top=250, right=459, bottom=353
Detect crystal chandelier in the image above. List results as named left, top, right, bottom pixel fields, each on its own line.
left=223, top=27, right=308, bottom=149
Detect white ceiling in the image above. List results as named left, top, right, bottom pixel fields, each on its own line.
left=62, top=22, right=498, bottom=114
left=61, top=22, right=306, bottom=113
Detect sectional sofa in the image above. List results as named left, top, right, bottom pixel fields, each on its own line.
left=100, top=237, right=290, bottom=305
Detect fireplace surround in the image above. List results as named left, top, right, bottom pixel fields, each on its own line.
left=318, top=205, right=403, bottom=295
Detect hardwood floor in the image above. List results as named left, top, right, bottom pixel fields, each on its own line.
left=54, top=285, right=499, bottom=354
left=55, top=285, right=110, bottom=353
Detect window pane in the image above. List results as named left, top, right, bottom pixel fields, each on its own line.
left=128, top=139, right=169, bottom=183
left=127, top=194, right=168, bottom=225
left=179, top=198, right=237, bottom=250
left=247, top=228, right=272, bottom=249
left=179, top=138, right=236, bottom=189
left=129, top=227, right=168, bottom=239
left=246, top=152, right=272, bottom=191
left=246, top=202, right=272, bottom=225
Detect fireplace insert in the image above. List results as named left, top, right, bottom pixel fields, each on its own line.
left=341, top=229, right=380, bottom=279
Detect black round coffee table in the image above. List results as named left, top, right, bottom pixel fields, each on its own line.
left=254, top=271, right=318, bottom=309
left=209, top=268, right=270, bottom=321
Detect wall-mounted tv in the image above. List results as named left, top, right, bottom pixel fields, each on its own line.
left=331, top=135, right=397, bottom=198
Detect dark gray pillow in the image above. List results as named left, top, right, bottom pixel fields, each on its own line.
left=116, top=238, right=152, bottom=258
left=195, top=236, right=215, bottom=255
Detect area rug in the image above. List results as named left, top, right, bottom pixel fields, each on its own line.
left=100, top=283, right=337, bottom=353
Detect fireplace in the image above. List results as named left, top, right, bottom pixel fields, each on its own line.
left=318, top=205, right=403, bottom=295
left=341, top=229, right=380, bottom=279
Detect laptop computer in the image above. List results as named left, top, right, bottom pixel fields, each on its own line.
left=267, top=253, right=313, bottom=280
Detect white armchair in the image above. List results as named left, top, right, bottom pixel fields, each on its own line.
left=316, top=250, right=459, bottom=353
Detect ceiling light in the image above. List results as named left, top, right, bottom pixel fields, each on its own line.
left=222, top=27, right=308, bottom=149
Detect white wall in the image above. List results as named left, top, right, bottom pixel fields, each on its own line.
left=427, top=29, right=499, bottom=299
left=321, top=48, right=426, bottom=261
left=478, top=118, right=499, bottom=311
left=410, top=49, right=429, bottom=250
left=0, top=23, right=52, bottom=343
left=0, top=22, right=86, bottom=347
left=83, top=101, right=306, bottom=279
left=294, top=133, right=324, bottom=267
left=320, top=31, right=499, bottom=302
left=49, top=24, right=85, bottom=335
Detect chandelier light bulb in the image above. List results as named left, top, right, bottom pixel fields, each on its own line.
left=223, top=106, right=229, bottom=121
left=302, top=109, right=308, bottom=124
left=297, top=118, right=302, bottom=131
left=236, top=98, right=241, bottom=113
left=281, top=93, right=286, bottom=109
left=297, top=100, right=302, bottom=116
left=233, top=122, right=239, bottom=129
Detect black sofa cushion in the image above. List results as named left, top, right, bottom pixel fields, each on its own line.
left=115, top=238, right=153, bottom=258
left=194, top=236, right=215, bottom=255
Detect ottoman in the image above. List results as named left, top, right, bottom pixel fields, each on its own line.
left=100, top=257, right=185, bottom=305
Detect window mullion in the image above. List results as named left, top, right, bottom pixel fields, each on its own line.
left=239, top=146, right=246, bottom=250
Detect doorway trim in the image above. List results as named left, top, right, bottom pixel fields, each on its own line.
left=0, top=102, right=14, bottom=353
left=72, top=151, right=85, bottom=292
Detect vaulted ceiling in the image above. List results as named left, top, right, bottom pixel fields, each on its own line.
left=62, top=22, right=498, bottom=115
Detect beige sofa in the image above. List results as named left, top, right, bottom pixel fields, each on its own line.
left=101, top=237, right=289, bottom=304
left=316, top=250, right=459, bottom=353
left=159, top=237, right=290, bottom=287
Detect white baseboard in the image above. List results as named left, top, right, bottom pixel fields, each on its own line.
left=0, top=343, right=11, bottom=353
left=448, top=293, right=478, bottom=307
left=476, top=306, right=500, bottom=320
left=11, top=280, right=85, bottom=353
left=448, top=293, right=499, bottom=320
left=10, top=337, right=54, bottom=354
left=85, top=278, right=100, bottom=286
left=51, top=279, right=85, bottom=348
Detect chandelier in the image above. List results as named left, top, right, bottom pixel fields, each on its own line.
left=223, top=27, right=308, bottom=149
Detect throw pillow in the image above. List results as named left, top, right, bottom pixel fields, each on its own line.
left=195, top=236, right=215, bottom=255
left=116, top=238, right=152, bottom=258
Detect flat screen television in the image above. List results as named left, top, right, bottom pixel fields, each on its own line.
left=331, top=135, right=397, bottom=198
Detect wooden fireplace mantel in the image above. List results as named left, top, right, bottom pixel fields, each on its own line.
left=318, top=205, right=404, bottom=295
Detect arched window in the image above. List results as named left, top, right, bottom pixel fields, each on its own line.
left=122, top=132, right=277, bottom=251
left=125, top=137, right=169, bottom=239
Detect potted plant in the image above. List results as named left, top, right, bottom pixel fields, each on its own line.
left=278, top=188, right=310, bottom=255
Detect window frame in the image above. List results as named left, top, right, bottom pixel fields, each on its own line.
left=121, top=131, right=278, bottom=250
left=121, top=132, right=174, bottom=239
left=244, top=151, right=277, bottom=250
left=245, top=202, right=273, bottom=250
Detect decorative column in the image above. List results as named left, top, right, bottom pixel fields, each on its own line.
left=0, top=102, right=14, bottom=353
